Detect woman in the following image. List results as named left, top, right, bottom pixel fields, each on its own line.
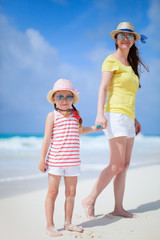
left=82, top=22, right=148, bottom=218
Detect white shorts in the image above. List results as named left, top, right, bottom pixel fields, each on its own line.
left=103, top=112, right=135, bottom=140
left=47, top=165, right=81, bottom=177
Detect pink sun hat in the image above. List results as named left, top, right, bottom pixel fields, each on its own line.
left=47, top=79, right=79, bottom=104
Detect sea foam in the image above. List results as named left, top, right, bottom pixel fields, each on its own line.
left=0, top=134, right=160, bottom=154
left=0, top=134, right=160, bottom=183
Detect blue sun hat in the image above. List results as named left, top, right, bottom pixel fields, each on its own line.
left=110, top=22, right=147, bottom=43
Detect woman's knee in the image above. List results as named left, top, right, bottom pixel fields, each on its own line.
left=110, top=163, right=124, bottom=175
left=124, top=161, right=130, bottom=171
left=111, top=161, right=130, bottom=175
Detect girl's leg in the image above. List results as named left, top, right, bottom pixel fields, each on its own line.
left=112, top=137, right=135, bottom=218
left=64, top=176, right=83, bottom=232
left=45, top=174, right=62, bottom=237
left=82, top=137, right=127, bottom=218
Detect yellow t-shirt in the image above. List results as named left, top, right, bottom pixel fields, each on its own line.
left=102, top=55, right=139, bottom=119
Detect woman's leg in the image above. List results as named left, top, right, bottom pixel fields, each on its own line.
left=82, top=137, right=127, bottom=218
left=64, top=176, right=83, bottom=232
left=113, top=137, right=135, bottom=217
left=45, top=174, right=62, bottom=237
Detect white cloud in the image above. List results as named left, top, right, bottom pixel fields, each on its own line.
left=85, top=45, right=112, bottom=66
left=0, top=13, right=99, bottom=133
left=144, top=0, right=160, bottom=51
left=136, top=56, right=160, bottom=134
left=0, top=14, right=61, bottom=111
left=148, top=0, right=160, bottom=22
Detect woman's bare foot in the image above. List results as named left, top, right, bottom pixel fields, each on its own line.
left=46, top=226, right=63, bottom=237
left=112, top=208, right=136, bottom=218
left=82, top=199, right=96, bottom=219
left=64, top=223, right=83, bottom=232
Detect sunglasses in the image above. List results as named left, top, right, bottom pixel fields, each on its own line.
left=55, top=94, right=74, bottom=102
left=117, top=33, right=135, bottom=41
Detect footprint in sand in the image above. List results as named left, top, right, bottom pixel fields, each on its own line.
left=75, top=214, right=82, bottom=219
left=72, top=229, right=101, bottom=238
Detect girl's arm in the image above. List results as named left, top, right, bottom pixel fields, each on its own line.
left=39, top=112, right=55, bottom=172
left=79, top=125, right=99, bottom=135
left=96, top=71, right=114, bottom=128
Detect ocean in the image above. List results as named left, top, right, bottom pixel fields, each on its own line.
left=0, top=134, right=160, bottom=198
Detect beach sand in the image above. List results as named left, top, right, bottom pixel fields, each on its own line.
left=0, top=164, right=160, bottom=240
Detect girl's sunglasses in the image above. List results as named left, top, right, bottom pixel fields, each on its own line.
left=55, top=94, right=74, bottom=102
left=117, top=33, right=135, bottom=41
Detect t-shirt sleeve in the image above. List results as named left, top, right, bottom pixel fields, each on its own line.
left=102, top=56, right=119, bottom=72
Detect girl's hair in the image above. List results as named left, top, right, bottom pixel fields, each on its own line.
left=72, top=104, right=83, bottom=127
left=54, top=103, right=83, bottom=127
left=115, top=35, right=149, bottom=87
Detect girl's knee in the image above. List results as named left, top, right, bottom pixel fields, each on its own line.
left=65, top=189, right=76, bottom=198
left=47, top=189, right=59, bottom=200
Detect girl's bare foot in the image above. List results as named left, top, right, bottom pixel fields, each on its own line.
left=46, top=226, right=63, bottom=237
left=82, top=199, right=96, bottom=219
left=112, top=208, right=136, bottom=218
left=64, top=223, right=83, bottom=232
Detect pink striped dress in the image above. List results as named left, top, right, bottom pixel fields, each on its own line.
left=46, top=110, right=80, bottom=168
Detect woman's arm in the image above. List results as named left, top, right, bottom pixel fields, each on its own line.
left=135, top=118, right=141, bottom=135
left=39, top=112, right=55, bottom=172
left=96, top=71, right=114, bottom=128
left=79, top=71, right=114, bottom=135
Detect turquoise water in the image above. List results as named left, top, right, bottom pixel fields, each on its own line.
left=0, top=134, right=44, bottom=138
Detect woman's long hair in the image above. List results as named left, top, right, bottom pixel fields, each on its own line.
left=115, top=37, right=149, bottom=87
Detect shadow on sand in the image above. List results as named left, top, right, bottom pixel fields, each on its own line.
left=79, top=199, right=160, bottom=228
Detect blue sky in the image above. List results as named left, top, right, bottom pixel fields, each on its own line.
left=0, top=0, right=160, bottom=135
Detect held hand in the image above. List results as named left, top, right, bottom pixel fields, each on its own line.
left=39, top=162, right=47, bottom=173
left=96, top=115, right=107, bottom=129
left=96, top=124, right=102, bottom=130
left=135, top=119, right=141, bottom=135
left=93, top=125, right=103, bottom=131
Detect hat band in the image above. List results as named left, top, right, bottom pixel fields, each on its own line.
left=118, top=28, right=147, bottom=44
left=119, top=28, right=134, bottom=32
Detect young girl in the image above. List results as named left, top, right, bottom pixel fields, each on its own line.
left=39, top=78, right=100, bottom=237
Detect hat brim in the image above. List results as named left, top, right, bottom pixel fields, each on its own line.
left=110, top=30, right=141, bottom=41
left=47, top=89, right=79, bottom=105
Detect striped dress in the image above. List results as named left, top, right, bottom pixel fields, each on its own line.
left=46, top=110, right=80, bottom=167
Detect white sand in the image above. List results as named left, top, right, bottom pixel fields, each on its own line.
left=0, top=165, right=160, bottom=240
